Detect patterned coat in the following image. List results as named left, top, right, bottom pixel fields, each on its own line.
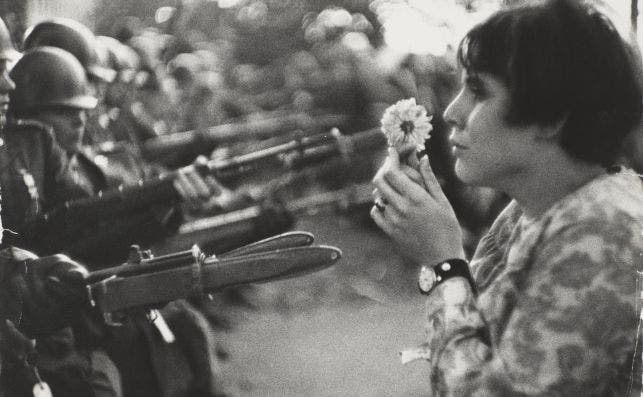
left=404, top=169, right=643, bottom=396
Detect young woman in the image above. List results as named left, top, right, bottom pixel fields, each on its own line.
left=371, top=0, right=643, bottom=395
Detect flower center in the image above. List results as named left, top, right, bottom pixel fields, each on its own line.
left=400, top=120, right=414, bottom=135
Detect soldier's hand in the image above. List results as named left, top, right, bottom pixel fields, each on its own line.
left=3, top=248, right=89, bottom=337
left=174, top=156, right=245, bottom=213
left=0, top=319, right=35, bottom=369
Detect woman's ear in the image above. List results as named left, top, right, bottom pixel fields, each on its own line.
left=535, top=114, right=568, bottom=141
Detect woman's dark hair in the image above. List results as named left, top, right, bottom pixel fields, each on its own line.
left=457, top=0, right=643, bottom=166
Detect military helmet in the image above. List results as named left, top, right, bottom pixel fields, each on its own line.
left=97, top=35, right=141, bottom=82
left=22, top=18, right=115, bottom=83
left=9, top=46, right=98, bottom=114
left=0, top=17, right=20, bottom=62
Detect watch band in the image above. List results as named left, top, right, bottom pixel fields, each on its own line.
left=418, top=258, right=477, bottom=295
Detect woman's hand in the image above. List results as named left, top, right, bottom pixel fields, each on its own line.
left=371, top=148, right=465, bottom=265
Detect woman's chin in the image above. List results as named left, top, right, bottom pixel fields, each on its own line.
left=454, top=162, right=476, bottom=184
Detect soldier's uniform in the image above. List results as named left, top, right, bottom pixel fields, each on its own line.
left=0, top=118, right=82, bottom=242
left=0, top=119, right=224, bottom=397
left=1, top=44, right=226, bottom=397
left=0, top=119, right=122, bottom=397
left=0, top=117, right=178, bottom=267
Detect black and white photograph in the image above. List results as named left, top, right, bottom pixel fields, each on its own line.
left=0, top=0, right=640, bottom=396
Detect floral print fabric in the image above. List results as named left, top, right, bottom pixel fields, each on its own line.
left=415, top=170, right=643, bottom=396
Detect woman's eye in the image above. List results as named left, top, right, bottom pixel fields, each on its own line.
left=468, top=84, right=487, bottom=100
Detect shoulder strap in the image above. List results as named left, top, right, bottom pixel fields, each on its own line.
left=3, top=117, right=57, bottom=141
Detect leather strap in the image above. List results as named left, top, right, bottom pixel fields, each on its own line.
left=419, top=258, right=477, bottom=295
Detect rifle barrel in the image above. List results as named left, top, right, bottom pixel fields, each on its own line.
left=142, top=112, right=350, bottom=163
left=31, top=127, right=384, bottom=234
left=177, top=181, right=374, bottom=236
left=86, top=246, right=202, bottom=283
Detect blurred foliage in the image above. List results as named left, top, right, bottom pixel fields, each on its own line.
left=90, top=0, right=381, bottom=66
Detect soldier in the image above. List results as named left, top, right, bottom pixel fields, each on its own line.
left=0, top=16, right=123, bottom=397
left=2, top=46, right=226, bottom=397
left=6, top=46, right=232, bottom=263
left=22, top=18, right=119, bottom=146
left=0, top=247, right=120, bottom=397
left=20, top=19, right=238, bottom=203
left=22, top=18, right=116, bottom=86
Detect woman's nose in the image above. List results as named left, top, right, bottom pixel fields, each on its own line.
left=443, top=92, right=464, bottom=129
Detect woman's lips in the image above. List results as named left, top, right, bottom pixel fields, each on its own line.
left=451, top=142, right=469, bottom=157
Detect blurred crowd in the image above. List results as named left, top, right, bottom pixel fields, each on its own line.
left=0, top=3, right=546, bottom=397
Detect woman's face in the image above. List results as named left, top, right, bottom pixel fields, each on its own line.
left=443, top=70, right=539, bottom=191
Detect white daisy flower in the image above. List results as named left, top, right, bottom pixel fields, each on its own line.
left=380, top=98, right=432, bottom=156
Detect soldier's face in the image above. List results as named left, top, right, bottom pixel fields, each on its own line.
left=37, top=107, right=87, bottom=152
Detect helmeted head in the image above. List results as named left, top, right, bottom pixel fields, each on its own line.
left=454, top=0, right=642, bottom=167
left=9, top=46, right=97, bottom=114
left=97, top=35, right=141, bottom=83
left=23, top=18, right=116, bottom=84
left=96, top=36, right=142, bottom=107
left=9, top=46, right=97, bottom=151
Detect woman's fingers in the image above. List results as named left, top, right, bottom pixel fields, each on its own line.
left=373, top=173, right=406, bottom=211
left=370, top=205, right=389, bottom=230
left=402, top=150, right=420, bottom=169
left=370, top=203, right=402, bottom=235
left=400, top=163, right=423, bottom=186
left=387, top=147, right=399, bottom=167
left=419, top=155, right=448, bottom=204
left=380, top=165, right=430, bottom=205
left=373, top=150, right=439, bottom=214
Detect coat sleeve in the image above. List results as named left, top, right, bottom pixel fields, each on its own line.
left=419, top=216, right=640, bottom=396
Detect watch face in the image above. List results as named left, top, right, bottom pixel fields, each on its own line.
left=418, top=265, right=437, bottom=293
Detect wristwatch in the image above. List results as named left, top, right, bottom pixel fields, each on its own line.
left=418, top=258, right=477, bottom=295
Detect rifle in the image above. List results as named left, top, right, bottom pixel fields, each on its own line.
left=14, top=231, right=340, bottom=332
left=23, top=127, right=385, bottom=245
left=141, top=110, right=351, bottom=166
left=83, top=231, right=341, bottom=317
left=152, top=181, right=376, bottom=255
